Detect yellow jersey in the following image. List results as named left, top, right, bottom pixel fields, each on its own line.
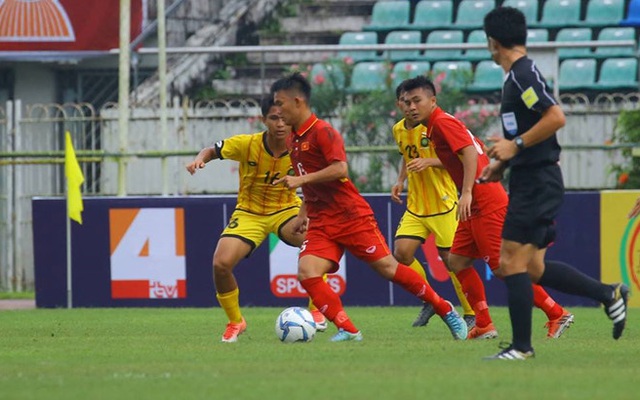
left=392, top=119, right=458, bottom=217
left=217, top=132, right=302, bottom=215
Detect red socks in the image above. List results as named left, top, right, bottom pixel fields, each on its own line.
left=533, top=284, right=564, bottom=320
left=300, top=277, right=358, bottom=333
left=392, top=264, right=451, bottom=316
left=455, top=267, right=492, bottom=328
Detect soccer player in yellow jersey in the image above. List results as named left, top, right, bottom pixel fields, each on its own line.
left=391, top=82, right=476, bottom=328
left=186, top=98, right=326, bottom=342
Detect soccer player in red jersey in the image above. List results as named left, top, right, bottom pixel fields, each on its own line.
left=271, top=72, right=468, bottom=342
left=400, top=76, right=573, bottom=340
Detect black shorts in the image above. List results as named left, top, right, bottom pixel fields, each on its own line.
left=502, top=164, right=564, bottom=248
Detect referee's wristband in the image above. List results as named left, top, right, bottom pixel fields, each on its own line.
left=514, top=136, right=525, bottom=150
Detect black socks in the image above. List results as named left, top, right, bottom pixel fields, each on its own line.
left=505, top=272, right=533, bottom=352
left=538, top=260, right=613, bottom=304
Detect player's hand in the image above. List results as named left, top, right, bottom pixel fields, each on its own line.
left=186, top=159, right=206, bottom=175
left=406, top=158, right=433, bottom=172
left=628, top=197, right=640, bottom=219
left=478, top=162, right=506, bottom=183
left=273, top=175, right=304, bottom=189
left=457, top=192, right=472, bottom=222
left=487, top=136, right=518, bottom=162
left=391, top=182, right=404, bottom=204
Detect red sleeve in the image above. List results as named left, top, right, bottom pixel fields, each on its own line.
left=316, top=125, right=347, bottom=164
left=435, top=116, right=475, bottom=154
left=435, top=118, right=484, bottom=154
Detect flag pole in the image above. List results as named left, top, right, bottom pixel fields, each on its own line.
left=64, top=131, right=84, bottom=309
left=66, top=187, right=73, bottom=309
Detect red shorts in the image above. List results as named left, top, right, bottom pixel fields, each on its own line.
left=301, top=215, right=391, bottom=272
left=451, top=207, right=506, bottom=270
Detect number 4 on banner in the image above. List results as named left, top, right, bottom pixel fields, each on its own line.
left=109, top=208, right=187, bottom=299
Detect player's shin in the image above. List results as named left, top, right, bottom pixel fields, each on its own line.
left=392, top=264, right=450, bottom=316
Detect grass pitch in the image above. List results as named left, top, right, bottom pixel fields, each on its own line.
left=0, top=306, right=637, bottom=400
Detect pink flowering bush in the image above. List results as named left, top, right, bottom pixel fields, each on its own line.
left=453, top=99, right=500, bottom=139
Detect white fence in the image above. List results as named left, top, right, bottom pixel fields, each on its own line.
left=0, top=95, right=635, bottom=291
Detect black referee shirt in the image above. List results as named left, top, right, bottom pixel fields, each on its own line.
left=500, top=56, right=562, bottom=168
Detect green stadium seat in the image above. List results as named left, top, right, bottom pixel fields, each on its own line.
left=593, top=27, right=636, bottom=58
left=527, top=29, right=549, bottom=43
left=502, top=0, right=539, bottom=25
left=422, top=30, right=464, bottom=61
left=467, top=60, right=504, bottom=92
left=382, top=30, right=422, bottom=62
left=410, top=0, right=453, bottom=30
left=464, top=30, right=490, bottom=61
left=454, top=0, right=495, bottom=29
left=392, top=61, right=431, bottom=90
left=555, top=28, right=592, bottom=59
left=349, top=62, right=389, bottom=93
left=337, top=32, right=379, bottom=63
left=595, top=58, right=639, bottom=90
left=310, top=63, right=346, bottom=89
left=584, top=0, right=625, bottom=27
left=535, top=0, right=580, bottom=28
left=620, top=0, right=640, bottom=26
left=432, top=61, right=473, bottom=89
left=558, top=58, right=597, bottom=90
left=363, top=0, right=410, bottom=32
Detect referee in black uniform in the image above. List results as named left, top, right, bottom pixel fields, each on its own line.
left=480, top=6, right=629, bottom=360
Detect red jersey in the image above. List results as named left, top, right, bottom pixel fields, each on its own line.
left=425, top=107, right=508, bottom=217
left=287, top=114, right=374, bottom=224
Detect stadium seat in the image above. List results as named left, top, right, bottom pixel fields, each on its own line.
left=454, top=0, right=495, bottom=29
left=310, top=63, right=346, bottom=89
left=555, top=28, right=592, bottom=59
left=363, top=0, right=411, bottom=31
left=410, top=0, right=453, bottom=30
left=595, top=58, right=639, bottom=90
left=382, top=30, right=422, bottom=62
left=502, top=0, right=539, bottom=25
left=593, top=27, right=636, bottom=58
left=467, top=60, right=504, bottom=92
left=349, top=62, right=389, bottom=93
left=535, top=0, right=580, bottom=28
left=527, top=29, right=549, bottom=43
left=337, top=32, right=379, bottom=62
left=584, top=0, right=625, bottom=27
left=558, top=58, right=597, bottom=90
left=392, top=61, right=431, bottom=90
left=431, top=61, right=473, bottom=89
left=464, top=30, right=490, bottom=61
left=620, top=0, right=640, bottom=26
left=422, top=30, right=464, bottom=61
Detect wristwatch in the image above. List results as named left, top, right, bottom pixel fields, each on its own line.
left=514, top=136, right=525, bottom=150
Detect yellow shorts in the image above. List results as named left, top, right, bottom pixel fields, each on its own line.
left=395, top=208, right=458, bottom=249
left=221, top=206, right=301, bottom=251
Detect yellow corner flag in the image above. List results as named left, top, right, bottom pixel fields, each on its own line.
left=65, top=132, right=85, bottom=224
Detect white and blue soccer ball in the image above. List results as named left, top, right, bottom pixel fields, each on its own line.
left=275, top=307, right=317, bottom=343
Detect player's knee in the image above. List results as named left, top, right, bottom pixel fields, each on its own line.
left=393, top=249, right=411, bottom=266
left=213, top=256, right=235, bottom=275
left=297, top=267, right=317, bottom=282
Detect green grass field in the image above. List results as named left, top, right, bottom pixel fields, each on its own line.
left=0, top=306, right=637, bottom=400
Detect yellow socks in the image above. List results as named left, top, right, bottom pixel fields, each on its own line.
left=408, top=259, right=428, bottom=280
left=449, top=271, right=475, bottom=316
left=216, top=287, right=242, bottom=323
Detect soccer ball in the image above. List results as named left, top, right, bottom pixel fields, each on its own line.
left=275, top=307, right=317, bottom=343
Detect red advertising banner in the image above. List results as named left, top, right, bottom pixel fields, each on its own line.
left=0, top=0, right=144, bottom=51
